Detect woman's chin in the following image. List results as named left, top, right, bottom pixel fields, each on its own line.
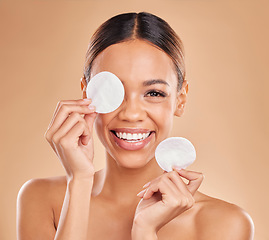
left=112, top=154, right=155, bottom=170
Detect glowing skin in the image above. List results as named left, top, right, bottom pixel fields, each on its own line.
left=81, top=39, right=188, bottom=203
left=17, top=39, right=254, bottom=240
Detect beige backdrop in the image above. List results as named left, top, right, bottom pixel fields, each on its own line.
left=1, top=0, right=268, bottom=239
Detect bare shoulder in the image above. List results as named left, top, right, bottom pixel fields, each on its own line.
left=18, top=175, right=67, bottom=204
left=195, top=192, right=255, bottom=240
left=17, top=176, right=67, bottom=240
left=17, top=175, right=67, bottom=218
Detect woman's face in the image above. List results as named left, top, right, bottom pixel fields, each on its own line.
left=83, top=39, right=187, bottom=168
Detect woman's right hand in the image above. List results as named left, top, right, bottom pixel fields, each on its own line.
left=44, top=98, right=97, bottom=181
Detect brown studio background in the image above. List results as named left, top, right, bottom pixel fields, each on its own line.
left=0, top=0, right=268, bottom=239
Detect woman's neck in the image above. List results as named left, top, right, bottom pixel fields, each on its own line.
left=92, top=152, right=164, bottom=206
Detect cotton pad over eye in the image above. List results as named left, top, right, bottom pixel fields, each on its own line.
left=155, top=137, right=196, bottom=172
left=86, top=71, right=125, bottom=114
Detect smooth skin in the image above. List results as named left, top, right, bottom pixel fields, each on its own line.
left=17, top=39, right=254, bottom=240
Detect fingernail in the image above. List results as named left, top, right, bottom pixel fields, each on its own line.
left=143, top=182, right=150, bottom=188
left=88, top=105, right=95, bottom=110
left=137, top=189, right=146, bottom=197
left=83, top=98, right=91, bottom=101
left=173, top=166, right=183, bottom=171
left=143, top=189, right=149, bottom=199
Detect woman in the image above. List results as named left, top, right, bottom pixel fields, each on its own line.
left=17, top=12, right=254, bottom=240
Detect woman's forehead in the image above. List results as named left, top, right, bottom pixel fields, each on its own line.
left=90, top=40, right=177, bottom=86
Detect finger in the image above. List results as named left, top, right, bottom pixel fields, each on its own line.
left=46, top=104, right=95, bottom=141
left=52, top=112, right=89, bottom=146
left=47, top=99, right=92, bottom=130
left=55, top=99, right=92, bottom=114
left=165, top=175, right=187, bottom=199
left=58, top=121, right=89, bottom=148
left=173, top=168, right=204, bottom=195
left=167, top=170, right=193, bottom=197
left=84, top=111, right=98, bottom=128
left=136, top=188, right=147, bottom=198
left=48, top=99, right=91, bottom=129
left=143, top=177, right=178, bottom=201
left=141, top=169, right=169, bottom=189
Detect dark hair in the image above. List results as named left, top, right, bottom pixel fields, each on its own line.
left=83, top=12, right=185, bottom=91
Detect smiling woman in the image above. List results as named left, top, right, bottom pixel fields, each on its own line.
left=16, top=12, right=254, bottom=240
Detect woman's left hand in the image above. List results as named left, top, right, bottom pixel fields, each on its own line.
left=133, top=167, right=204, bottom=234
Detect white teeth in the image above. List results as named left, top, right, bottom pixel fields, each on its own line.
left=126, top=133, right=132, bottom=140
left=114, top=131, right=151, bottom=141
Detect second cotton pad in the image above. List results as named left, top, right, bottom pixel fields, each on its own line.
left=86, top=71, right=125, bottom=113
left=155, top=137, right=196, bottom=172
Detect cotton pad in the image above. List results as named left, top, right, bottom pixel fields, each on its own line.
left=155, top=137, right=196, bottom=172
left=86, top=71, right=125, bottom=114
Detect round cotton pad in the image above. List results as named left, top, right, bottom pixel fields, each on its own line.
left=86, top=71, right=125, bottom=114
left=155, top=137, right=196, bottom=172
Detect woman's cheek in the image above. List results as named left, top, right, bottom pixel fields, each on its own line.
left=94, top=114, right=110, bottom=147
left=147, top=102, right=174, bottom=130
left=149, top=100, right=174, bottom=116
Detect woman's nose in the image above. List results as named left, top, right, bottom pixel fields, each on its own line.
left=118, top=96, right=147, bottom=122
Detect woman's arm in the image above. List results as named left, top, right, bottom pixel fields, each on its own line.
left=54, top=177, right=94, bottom=240
left=17, top=179, right=56, bottom=240
left=17, top=176, right=94, bottom=240
left=131, top=223, right=158, bottom=240
left=17, top=99, right=97, bottom=240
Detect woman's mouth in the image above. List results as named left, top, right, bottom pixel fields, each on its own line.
left=110, top=129, right=155, bottom=151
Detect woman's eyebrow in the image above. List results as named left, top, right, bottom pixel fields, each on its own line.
left=143, top=79, right=170, bottom=87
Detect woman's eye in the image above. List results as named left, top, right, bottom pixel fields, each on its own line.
left=145, top=90, right=167, bottom=97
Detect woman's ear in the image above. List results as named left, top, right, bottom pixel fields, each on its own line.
left=174, top=80, right=188, bottom=117
left=81, top=76, right=87, bottom=98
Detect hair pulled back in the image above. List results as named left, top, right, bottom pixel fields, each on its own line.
left=83, top=12, right=185, bottom=91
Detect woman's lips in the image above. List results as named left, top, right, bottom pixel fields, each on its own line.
left=110, top=131, right=155, bottom=151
